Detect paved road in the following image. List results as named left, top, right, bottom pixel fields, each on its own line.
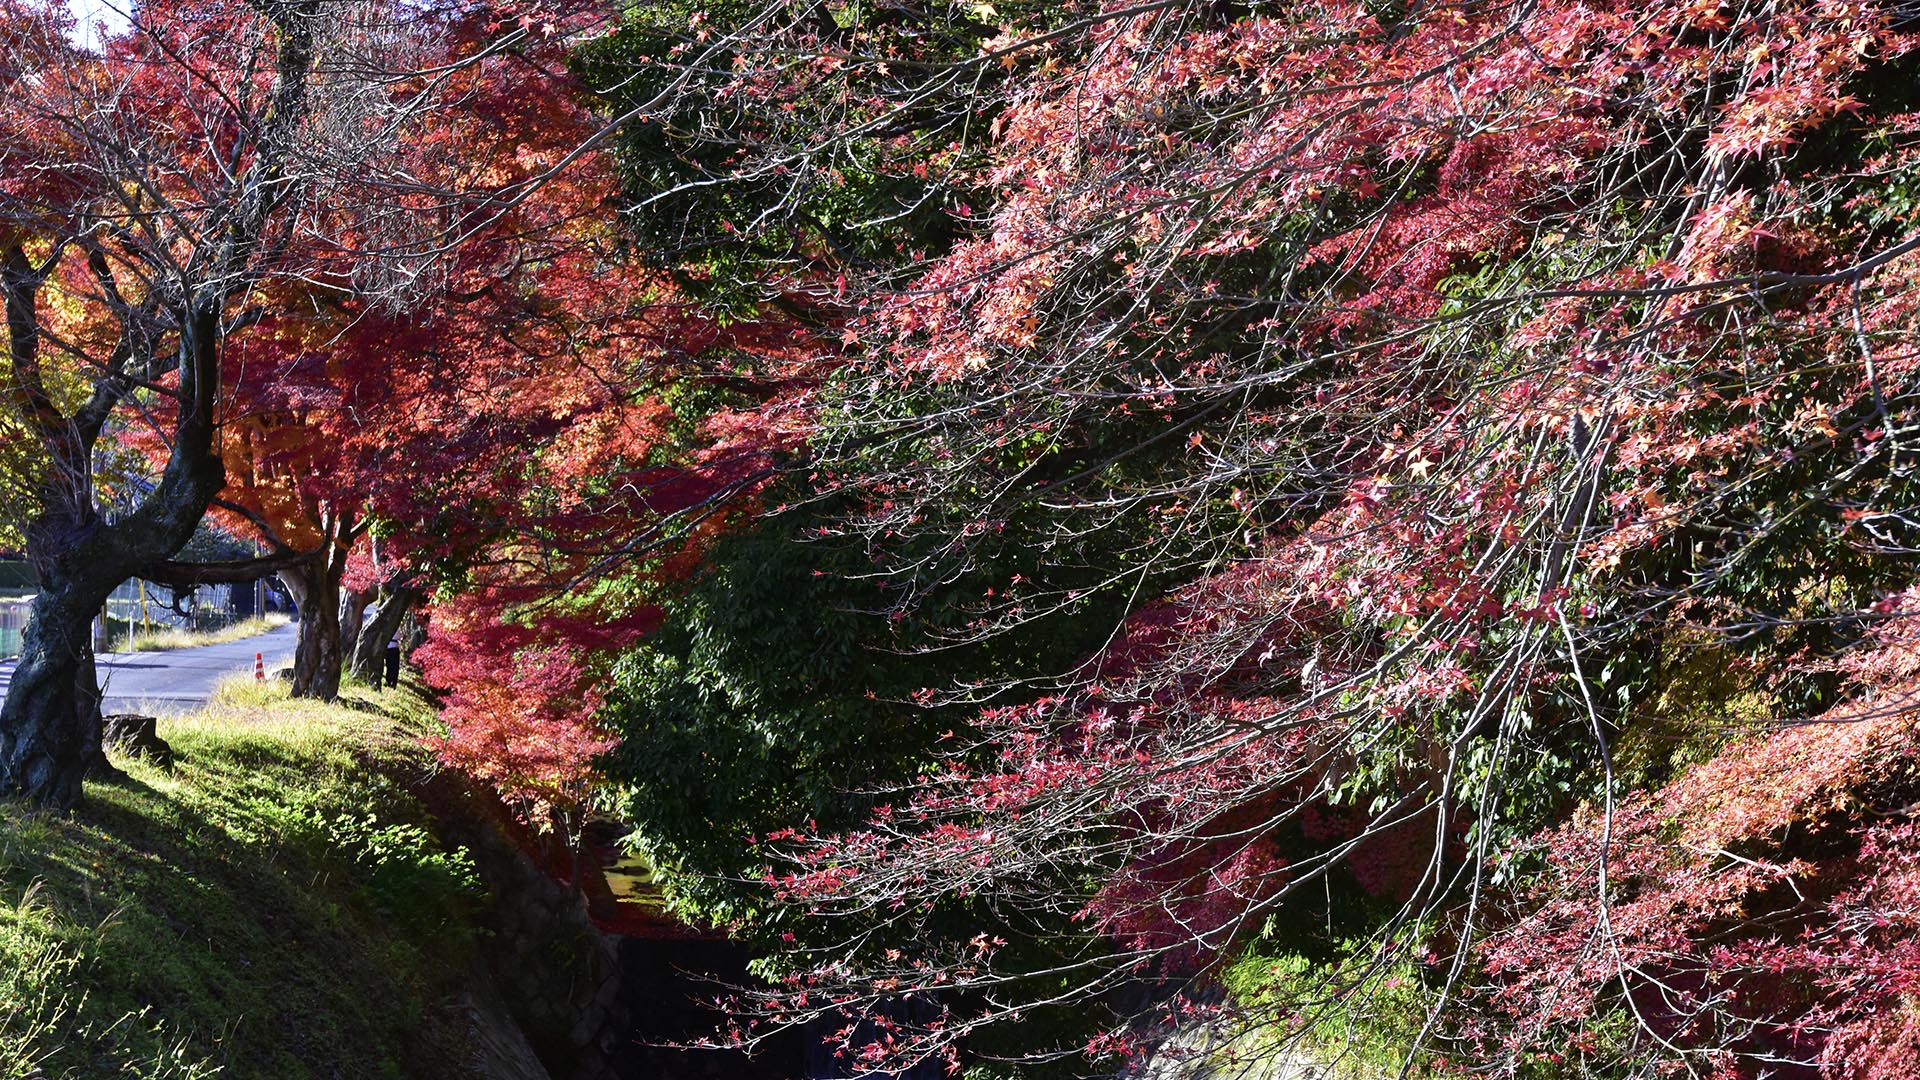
left=0, top=623, right=298, bottom=716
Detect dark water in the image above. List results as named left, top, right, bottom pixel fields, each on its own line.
left=611, top=937, right=948, bottom=1080
left=612, top=935, right=800, bottom=1079
left=596, top=827, right=945, bottom=1080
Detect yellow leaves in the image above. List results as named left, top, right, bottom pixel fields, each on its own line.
left=1676, top=190, right=1764, bottom=280
left=1790, top=400, right=1842, bottom=439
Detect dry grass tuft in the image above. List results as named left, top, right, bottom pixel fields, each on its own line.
left=114, top=613, right=290, bottom=654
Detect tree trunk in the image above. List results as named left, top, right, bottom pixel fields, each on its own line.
left=0, top=584, right=109, bottom=808
left=0, top=299, right=225, bottom=809
left=350, top=585, right=418, bottom=683
left=339, top=586, right=372, bottom=664
left=0, top=458, right=224, bottom=808
left=1, top=0, right=321, bottom=809
left=290, top=553, right=344, bottom=701
left=276, top=499, right=367, bottom=703
left=278, top=565, right=311, bottom=619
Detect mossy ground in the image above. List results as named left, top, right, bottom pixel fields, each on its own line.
left=0, top=676, right=486, bottom=1079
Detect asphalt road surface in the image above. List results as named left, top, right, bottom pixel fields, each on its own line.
left=0, top=623, right=298, bottom=716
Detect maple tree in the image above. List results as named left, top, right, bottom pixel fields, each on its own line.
left=338, top=144, right=825, bottom=832
left=191, top=6, right=634, bottom=702
left=1463, top=607, right=1920, bottom=1075
left=0, top=0, right=617, bottom=806
left=215, top=0, right=869, bottom=836
left=582, top=0, right=1920, bottom=1075
left=398, top=263, right=825, bottom=827
left=571, top=0, right=1042, bottom=312
left=179, top=0, right=832, bottom=722
left=7, top=0, right=1916, bottom=1070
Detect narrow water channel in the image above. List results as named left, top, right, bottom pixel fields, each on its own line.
left=597, top=847, right=961, bottom=1079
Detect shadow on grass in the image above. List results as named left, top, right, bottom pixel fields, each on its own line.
left=0, top=683, right=481, bottom=1080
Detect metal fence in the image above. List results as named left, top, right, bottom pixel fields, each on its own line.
left=0, top=596, right=26, bottom=660
left=0, top=581, right=256, bottom=660
left=107, top=579, right=249, bottom=637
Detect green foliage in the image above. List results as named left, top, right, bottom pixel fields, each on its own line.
left=600, top=463, right=1166, bottom=924
left=572, top=0, right=1044, bottom=311
left=602, top=516, right=949, bottom=923
left=1222, top=936, right=1436, bottom=1079
left=304, top=812, right=480, bottom=933
left=1602, top=636, right=1771, bottom=793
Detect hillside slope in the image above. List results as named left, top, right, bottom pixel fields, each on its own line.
left=0, top=680, right=548, bottom=1080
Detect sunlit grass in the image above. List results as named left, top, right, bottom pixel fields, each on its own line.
left=0, top=681, right=474, bottom=1079
left=109, top=613, right=290, bottom=654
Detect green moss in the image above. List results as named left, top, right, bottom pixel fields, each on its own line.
left=1221, top=937, right=1438, bottom=1079
left=1610, top=637, right=1774, bottom=792
left=0, top=681, right=484, bottom=1079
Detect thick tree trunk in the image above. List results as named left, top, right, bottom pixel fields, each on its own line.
left=284, top=506, right=365, bottom=701
left=339, top=586, right=372, bottom=664
left=0, top=327, right=224, bottom=810
left=1, top=498, right=223, bottom=807
left=278, top=565, right=311, bottom=619
left=350, top=585, right=418, bottom=684
left=1, top=4, right=320, bottom=809
left=290, top=554, right=344, bottom=701
left=0, top=585, right=109, bottom=808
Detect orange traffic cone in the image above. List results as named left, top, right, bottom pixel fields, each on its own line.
left=255, top=652, right=264, bottom=682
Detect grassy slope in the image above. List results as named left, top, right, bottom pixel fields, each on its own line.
left=0, top=679, right=491, bottom=1080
